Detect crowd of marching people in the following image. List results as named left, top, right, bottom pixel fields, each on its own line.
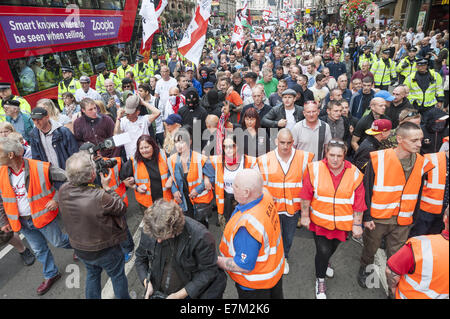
left=0, top=20, right=448, bottom=300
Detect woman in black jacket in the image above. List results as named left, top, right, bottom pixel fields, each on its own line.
left=135, top=199, right=226, bottom=299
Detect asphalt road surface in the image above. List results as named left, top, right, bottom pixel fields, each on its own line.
left=0, top=190, right=387, bottom=299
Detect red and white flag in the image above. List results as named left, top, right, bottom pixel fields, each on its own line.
left=231, top=14, right=244, bottom=49
left=139, top=0, right=168, bottom=53
left=262, top=9, right=272, bottom=22
left=178, top=0, right=211, bottom=66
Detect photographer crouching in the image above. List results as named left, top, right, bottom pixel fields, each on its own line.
left=58, top=151, right=130, bottom=299
left=135, top=199, right=227, bottom=299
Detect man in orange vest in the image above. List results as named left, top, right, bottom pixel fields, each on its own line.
left=357, top=122, right=435, bottom=288
left=386, top=207, right=449, bottom=299
left=0, top=137, right=72, bottom=296
left=409, top=150, right=448, bottom=237
left=258, top=128, right=314, bottom=275
left=218, top=169, right=285, bottom=299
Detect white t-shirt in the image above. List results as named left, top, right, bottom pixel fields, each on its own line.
left=10, top=169, right=31, bottom=216
left=120, top=115, right=150, bottom=159
left=223, top=156, right=244, bottom=194
left=155, top=77, right=178, bottom=110
left=310, top=85, right=329, bottom=104
left=285, top=108, right=296, bottom=132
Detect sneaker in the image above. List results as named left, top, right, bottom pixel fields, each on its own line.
left=326, top=264, right=334, bottom=278
left=124, top=251, right=133, bottom=263
left=19, top=248, right=35, bottom=266
left=284, top=260, right=289, bottom=275
left=315, top=278, right=327, bottom=299
left=357, top=265, right=370, bottom=288
left=352, top=235, right=364, bottom=246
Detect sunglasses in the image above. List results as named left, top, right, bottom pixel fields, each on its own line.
left=401, top=111, right=419, bottom=121
left=329, top=140, right=345, bottom=146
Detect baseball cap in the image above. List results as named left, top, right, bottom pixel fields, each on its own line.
left=164, top=114, right=183, bottom=125
left=374, top=90, right=394, bottom=102
left=30, top=107, right=48, bottom=119
left=203, top=82, right=214, bottom=89
left=365, top=119, right=392, bottom=135
left=124, top=94, right=140, bottom=114
left=79, top=76, right=90, bottom=83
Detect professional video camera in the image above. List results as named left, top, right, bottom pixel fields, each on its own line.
left=83, top=133, right=131, bottom=176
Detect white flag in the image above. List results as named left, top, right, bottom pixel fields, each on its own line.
left=140, top=0, right=168, bottom=48
left=178, top=0, right=211, bottom=66
left=231, top=15, right=244, bottom=49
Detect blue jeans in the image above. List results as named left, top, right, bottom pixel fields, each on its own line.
left=19, top=217, right=71, bottom=279
left=279, top=212, right=299, bottom=260
left=79, top=245, right=130, bottom=299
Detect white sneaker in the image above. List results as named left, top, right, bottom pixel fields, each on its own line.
left=315, top=278, right=327, bottom=299
left=284, top=260, right=289, bottom=275
left=326, top=264, right=334, bottom=278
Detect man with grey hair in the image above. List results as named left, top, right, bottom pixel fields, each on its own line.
left=58, top=151, right=130, bottom=299
left=0, top=136, right=71, bottom=296
left=218, top=169, right=285, bottom=299
left=74, top=76, right=102, bottom=102
left=135, top=198, right=226, bottom=299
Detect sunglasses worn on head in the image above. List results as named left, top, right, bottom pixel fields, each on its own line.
left=401, top=111, right=419, bottom=121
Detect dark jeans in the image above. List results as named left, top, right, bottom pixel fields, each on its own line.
left=313, top=233, right=341, bottom=278
left=409, top=210, right=445, bottom=238
left=79, top=245, right=130, bottom=299
left=224, top=191, right=237, bottom=223
left=235, top=277, right=284, bottom=299
left=279, top=212, right=299, bottom=259
left=120, top=224, right=135, bottom=255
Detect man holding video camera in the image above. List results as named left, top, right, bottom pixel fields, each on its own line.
left=58, top=151, right=130, bottom=299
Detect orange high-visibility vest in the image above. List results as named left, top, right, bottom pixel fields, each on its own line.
left=420, top=152, right=447, bottom=214
left=219, top=190, right=285, bottom=289
left=131, top=152, right=173, bottom=208
left=0, top=159, right=58, bottom=232
left=107, top=157, right=128, bottom=207
left=396, top=234, right=449, bottom=299
left=169, top=151, right=213, bottom=205
left=210, top=155, right=256, bottom=215
left=370, top=149, right=434, bottom=225
left=308, top=160, right=364, bottom=231
left=258, top=150, right=313, bottom=215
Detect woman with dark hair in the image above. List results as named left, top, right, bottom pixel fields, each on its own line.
left=209, top=133, right=257, bottom=229
left=299, top=139, right=366, bottom=299
left=168, top=127, right=215, bottom=228
left=241, top=107, right=273, bottom=158
left=119, top=135, right=173, bottom=213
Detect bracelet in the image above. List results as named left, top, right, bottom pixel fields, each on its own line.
left=353, top=224, right=363, bottom=227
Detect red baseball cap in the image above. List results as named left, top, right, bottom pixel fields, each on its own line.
left=365, top=119, right=392, bottom=135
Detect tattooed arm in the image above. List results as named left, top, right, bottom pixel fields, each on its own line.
left=217, top=256, right=251, bottom=274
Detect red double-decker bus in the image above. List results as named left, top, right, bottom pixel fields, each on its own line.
left=0, top=0, right=145, bottom=107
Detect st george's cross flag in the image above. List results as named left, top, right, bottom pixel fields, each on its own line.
left=139, top=0, right=168, bottom=53
left=178, top=0, right=211, bottom=66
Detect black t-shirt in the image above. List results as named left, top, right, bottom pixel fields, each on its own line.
left=353, top=112, right=390, bottom=144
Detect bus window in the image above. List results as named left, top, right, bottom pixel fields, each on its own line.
left=98, top=0, right=123, bottom=10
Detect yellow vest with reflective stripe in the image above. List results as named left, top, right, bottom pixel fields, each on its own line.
left=0, top=95, right=31, bottom=122
left=370, top=58, right=396, bottom=86
left=58, top=78, right=82, bottom=109
left=396, top=56, right=417, bottom=78
left=404, top=70, right=444, bottom=108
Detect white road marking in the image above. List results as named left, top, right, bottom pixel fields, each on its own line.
left=0, top=233, right=25, bottom=260
left=101, top=220, right=144, bottom=299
